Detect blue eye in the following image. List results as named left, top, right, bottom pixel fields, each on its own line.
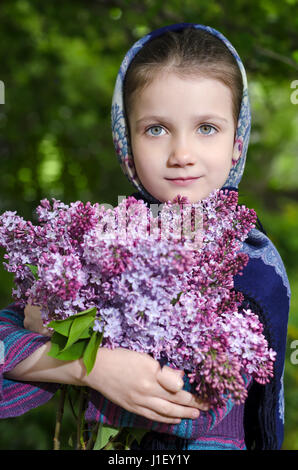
left=198, top=124, right=216, bottom=135
left=146, top=126, right=165, bottom=136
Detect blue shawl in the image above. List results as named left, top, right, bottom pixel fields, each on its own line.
left=109, top=23, right=290, bottom=450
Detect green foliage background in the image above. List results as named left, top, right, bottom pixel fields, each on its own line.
left=0, top=0, right=297, bottom=450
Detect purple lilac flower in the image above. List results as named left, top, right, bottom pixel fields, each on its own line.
left=0, top=190, right=276, bottom=407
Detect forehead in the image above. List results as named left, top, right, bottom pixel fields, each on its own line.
left=130, top=71, right=234, bottom=121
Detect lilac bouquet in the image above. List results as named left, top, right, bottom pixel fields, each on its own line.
left=0, top=190, right=276, bottom=447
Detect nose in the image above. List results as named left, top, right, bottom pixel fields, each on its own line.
left=167, top=135, right=196, bottom=167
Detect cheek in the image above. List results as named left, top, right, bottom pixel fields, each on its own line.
left=132, top=143, right=148, bottom=168
left=132, top=138, right=161, bottom=171
left=130, top=138, right=143, bottom=168
left=204, top=141, right=234, bottom=173
left=216, top=135, right=235, bottom=161
left=132, top=147, right=153, bottom=183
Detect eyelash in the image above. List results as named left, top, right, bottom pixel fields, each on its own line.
left=145, top=124, right=218, bottom=137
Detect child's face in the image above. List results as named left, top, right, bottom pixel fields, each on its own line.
left=128, top=71, right=236, bottom=203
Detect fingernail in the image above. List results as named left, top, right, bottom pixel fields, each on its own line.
left=177, top=379, right=184, bottom=388
left=172, top=369, right=184, bottom=376
left=192, top=410, right=200, bottom=418
left=197, top=402, right=209, bottom=411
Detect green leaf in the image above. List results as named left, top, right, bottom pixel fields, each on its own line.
left=48, top=317, right=92, bottom=339
left=75, top=325, right=93, bottom=339
left=48, top=317, right=75, bottom=336
left=127, top=427, right=148, bottom=445
left=83, top=330, right=103, bottom=375
left=72, top=307, right=97, bottom=318
left=93, top=423, right=120, bottom=450
left=47, top=307, right=97, bottom=338
left=25, top=264, right=38, bottom=280
left=48, top=331, right=88, bottom=361
left=171, top=291, right=183, bottom=306
left=61, top=314, right=95, bottom=352
left=57, top=339, right=87, bottom=361
left=48, top=331, right=67, bottom=357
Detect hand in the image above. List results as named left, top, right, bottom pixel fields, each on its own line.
left=83, top=347, right=209, bottom=424
left=24, top=304, right=52, bottom=337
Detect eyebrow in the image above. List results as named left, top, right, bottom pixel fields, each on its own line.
left=135, top=114, right=229, bottom=125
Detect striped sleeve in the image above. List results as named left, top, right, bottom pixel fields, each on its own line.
left=0, top=304, right=59, bottom=418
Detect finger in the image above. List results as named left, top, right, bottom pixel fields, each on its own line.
left=140, top=396, right=201, bottom=421
left=175, top=389, right=210, bottom=411
left=156, top=365, right=184, bottom=393
left=194, top=399, right=210, bottom=411
left=41, top=327, right=53, bottom=337
left=156, top=382, right=210, bottom=411
left=23, top=318, right=30, bottom=330
left=24, top=303, right=42, bottom=316
left=133, top=404, right=182, bottom=424
left=156, top=367, right=210, bottom=411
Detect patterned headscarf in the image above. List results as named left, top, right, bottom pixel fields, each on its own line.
left=111, top=23, right=250, bottom=203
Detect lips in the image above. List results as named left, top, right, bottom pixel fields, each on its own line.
left=166, top=176, right=199, bottom=181
left=165, top=177, right=199, bottom=181
left=165, top=177, right=200, bottom=187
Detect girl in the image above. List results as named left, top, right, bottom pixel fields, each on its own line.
left=0, top=23, right=290, bottom=450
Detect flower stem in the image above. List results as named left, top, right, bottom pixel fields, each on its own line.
left=86, top=421, right=99, bottom=450
left=102, top=429, right=126, bottom=450
left=76, top=387, right=87, bottom=450
left=53, top=385, right=67, bottom=450
left=102, top=428, right=135, bottom=450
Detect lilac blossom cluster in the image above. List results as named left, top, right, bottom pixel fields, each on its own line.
left=0, top=190, right=276, bottom=407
